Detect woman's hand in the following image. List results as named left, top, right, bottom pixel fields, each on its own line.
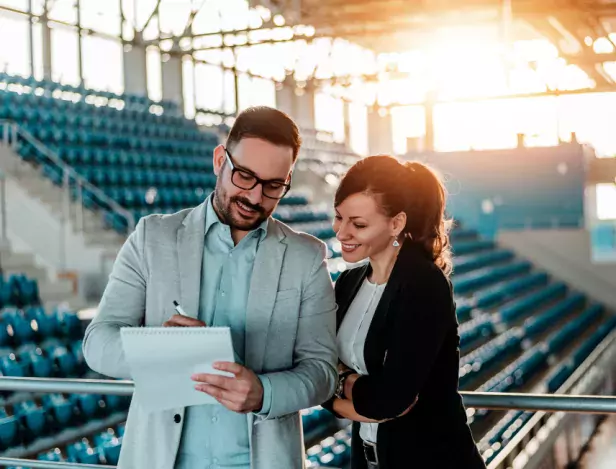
left=343, top=373, right=360, bottom=400
left=338, top=362, right=352, bottom=374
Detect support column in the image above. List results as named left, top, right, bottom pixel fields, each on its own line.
left=161, top=50, right=184, bottom=109
left=123, top=39, right=147, bottom=96
left=424, top=91, right=437, bottom=152
left=275, top=76, right=315, bottom=129
left=293, top=80, right=316, bottom=130
left=41, top=17, right=52, bottom=81
left=367, top=107, right=393, bottom=156
left=343, top=100, right=352, bottom=149
left=275, top=75, right=295, bottom=117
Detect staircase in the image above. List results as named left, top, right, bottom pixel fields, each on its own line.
left=0, top=129, right=128, bottom=308
left=0, top=239, right=83, bottom=309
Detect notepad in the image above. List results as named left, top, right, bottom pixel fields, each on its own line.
left=120, top=327, right=235, bottom=412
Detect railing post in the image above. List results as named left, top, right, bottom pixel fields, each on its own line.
left=76, top=181, right=84, bottom=233
left=10, top=123, right=16, bottom=151
left=0, top=170, right=6, bottom=245
left=60, top=167, right=69, bottom=271
left=1, top=122, right=8, bottom=146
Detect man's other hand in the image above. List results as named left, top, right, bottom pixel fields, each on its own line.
left=192, top=362, right=264, bottom=414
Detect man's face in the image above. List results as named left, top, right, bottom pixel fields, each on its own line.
left=212, top=137, right=294, bottom=232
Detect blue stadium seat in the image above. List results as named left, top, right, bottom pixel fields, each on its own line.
left=0, top=409, right=20, bottom=450
left=17, top=344, right=53, bottom=378
left=42, top=394, right=75, bottom=429
left=66, top=440, right=104, bottom=464
left=14, top=400, right=48, bottom=441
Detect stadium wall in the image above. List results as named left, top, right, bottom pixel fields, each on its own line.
left=498, top=228, right=616, bottom=309
left=418, top=143, right=587, bottom=238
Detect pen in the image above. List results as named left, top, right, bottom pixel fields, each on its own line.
left=173, top=300, right=188, bottom=316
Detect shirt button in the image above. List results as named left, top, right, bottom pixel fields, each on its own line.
left=212, top=416, right=218, bottom=423
left=221, top=292, right=225, bottom=297
left=173, top=414, right=181, bottom=423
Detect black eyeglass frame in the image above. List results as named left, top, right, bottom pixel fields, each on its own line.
left=223, top=147, right=292, bottom=200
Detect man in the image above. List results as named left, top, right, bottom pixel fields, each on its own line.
left=83, top=106, right=338, bottom=469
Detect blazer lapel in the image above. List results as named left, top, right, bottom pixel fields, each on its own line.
left=176, top=203, right=206, bottom=319
left=245, top=221, right=286, bottom=373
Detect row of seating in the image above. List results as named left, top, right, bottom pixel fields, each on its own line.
left=273, top=207, right=331, bottom=224
left=74, top=167, right=218, bottom=190
left=306, top=427, right=352, bottom=468
left=21, top=125, right=206, bottom=156
left=9, top=105, right=207, bottom=142
left=0, top=77, right=190, bottom=127
left=454, top=261, right=534, bottom=296
left=1, top=72, right=165, bottom=108
left=100, top=195, right=322, bottom=233
left=453, top=249, right=514, bottom=275
left=0, top=338, right=85, bottom=381
left=0, top=391, right=129, bottom=452
left=0, top=275, right=39, bottom=309
left=0, top=307, right=82, bottom=345
left=497, top=282, right=568, bottom=323
left=460, top=272, right=550, bottom=316
left=51, top=146, right=215, bottom=171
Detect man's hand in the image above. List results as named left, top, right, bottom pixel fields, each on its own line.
left=192, top=362, right=264, bottom=414
left=163, top=315, right=206, bottom=327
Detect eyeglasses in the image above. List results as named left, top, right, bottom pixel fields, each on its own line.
left=224, top=147, right=292, bottom=200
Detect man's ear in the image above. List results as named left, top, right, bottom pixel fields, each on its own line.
left=213, top=145, right=226, bottom=177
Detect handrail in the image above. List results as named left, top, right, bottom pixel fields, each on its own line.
left=0, top=458, right=106, bottom=468
left=0, top=120, right=134, bottom=232
left=1, top=376, right=616, bottom=414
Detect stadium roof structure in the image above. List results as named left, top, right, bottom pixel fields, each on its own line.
left=260, top=0, right=616, bottom=87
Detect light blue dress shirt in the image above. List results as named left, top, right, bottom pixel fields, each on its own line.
left=174, top=197, right=272, bottom=469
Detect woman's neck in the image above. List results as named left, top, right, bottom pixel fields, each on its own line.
left=368, top=246, right=400, bottom=285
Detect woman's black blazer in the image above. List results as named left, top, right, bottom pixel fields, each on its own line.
left=323, top=241, right=486, bottom=469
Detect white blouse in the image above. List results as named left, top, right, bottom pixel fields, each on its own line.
left=336, top=278, right=387, bottom=444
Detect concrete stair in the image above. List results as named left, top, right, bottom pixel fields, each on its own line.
left=0, top=142, right=126, bottom=308
left=0, top=151, right=126, bottom=253
left=0, top=241, right=87, bottom=310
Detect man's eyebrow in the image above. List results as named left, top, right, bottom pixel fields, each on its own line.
left=235, top=162, right=288, bottom=183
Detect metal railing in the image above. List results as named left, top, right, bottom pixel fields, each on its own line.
left=1, top=376, right=616, bottom=413
left=0, top=120, right=134, bottom=270
left=0, top=377, right=614, bottom=469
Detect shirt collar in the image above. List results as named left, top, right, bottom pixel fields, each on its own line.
left=205, top=195, right=269, bottom=241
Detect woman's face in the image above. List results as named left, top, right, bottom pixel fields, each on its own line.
left=333, top=193, right=399, bottom=264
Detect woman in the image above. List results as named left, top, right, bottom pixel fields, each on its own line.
left=322, top=155, right=486, bottom=469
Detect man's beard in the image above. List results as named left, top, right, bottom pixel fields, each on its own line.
left=213, top=184, right=270, bottom=232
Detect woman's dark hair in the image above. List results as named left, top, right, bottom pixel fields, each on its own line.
left=226, top=106, right=302, bottom=162
left=334, top=155, right=453, bottom=276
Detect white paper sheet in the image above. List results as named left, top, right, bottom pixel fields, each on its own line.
left=120, top=326, right=235, bottom=412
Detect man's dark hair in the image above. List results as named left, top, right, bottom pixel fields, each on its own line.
left=226, top=106, right=302, bottom=162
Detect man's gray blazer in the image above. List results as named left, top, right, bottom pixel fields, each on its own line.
left=83, top=201, right=338, bottom=469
